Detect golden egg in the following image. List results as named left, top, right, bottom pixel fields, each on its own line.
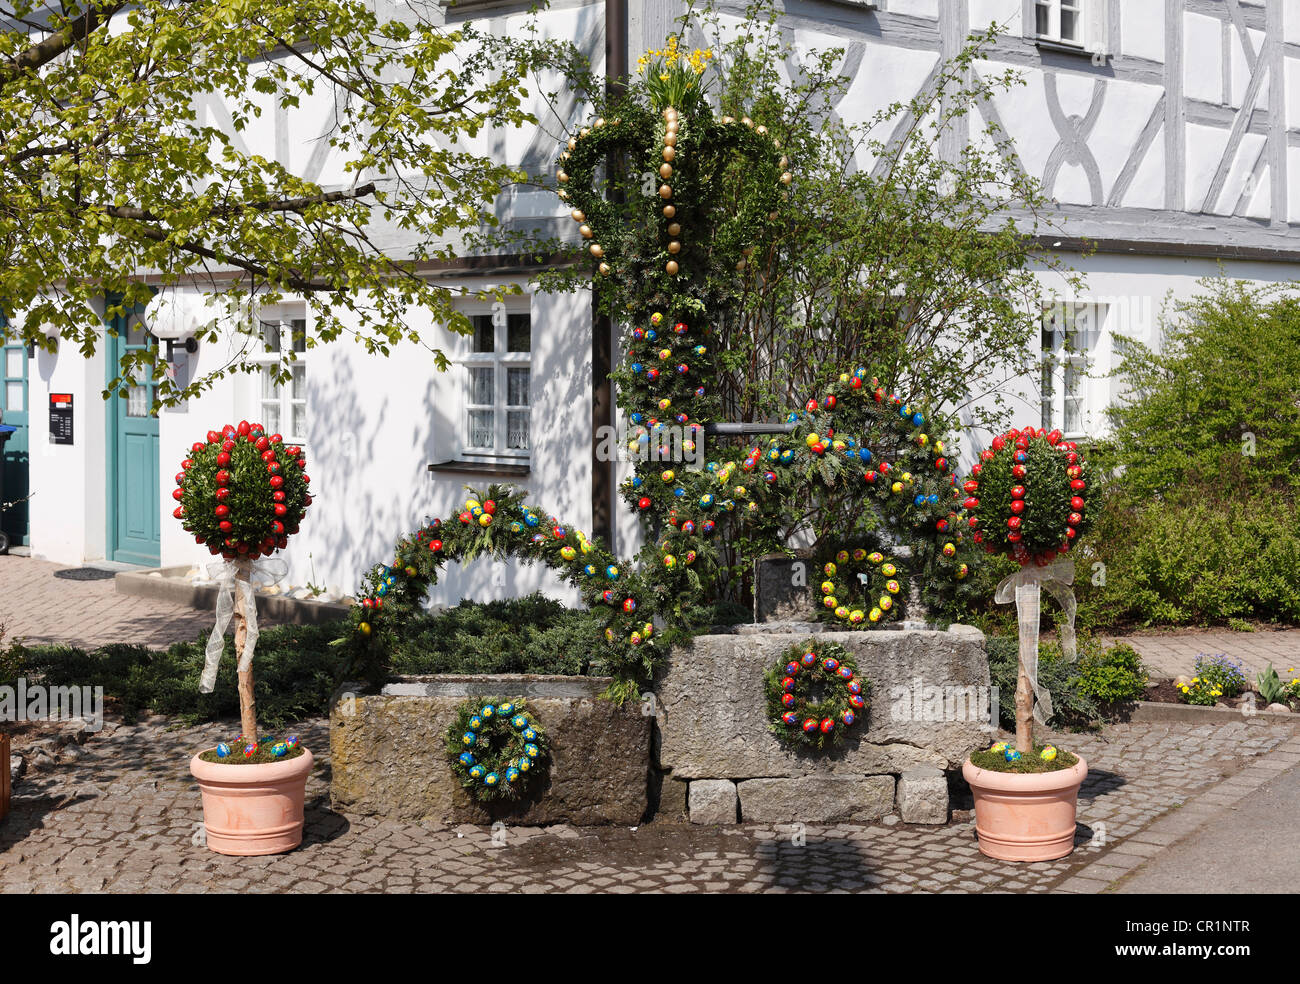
left=664, top=133, right=677, bottom=147
left=741, top=116, right=753, bottom=127
left=557, top=170, right=569, bottom=183
left=780, top=156, right=789, bottom=169
left=756, top=124, right=768, bottom=135
left=667, top=222, right=681, bottom=236
left=567, top=138, right=576, bottom=151
left=595, top=117, right=605, bottom=127
left=558, top=190, right=569, bottom=200
left=571, top=209, right=585, bottom=222
left=721, top=115, right=734, bottom=124
left=664, top=107, right=678, bottom=120
left=580, top=127, right=590, bottom=138
left=662, top=147, right=676, bottom=162
left=659, top=163, right=672, bottom=179
left=589, top=243, right=603, bottom=258
left=736, top=259, right=747, bottom=271
left=668, top=240, right=681, bottom=254
left=659, top=184, right=673, bottom=199
left=579, top=224, right=593, bottom=238
left=663, top=204, right=676, bottom=218
left=599, top=262, right=611, bottom=276
left=666, top=260, right=679, bottom=275
left=773, top=138, right=782, bottom=149
left=780, top=171, right=793, bottom=185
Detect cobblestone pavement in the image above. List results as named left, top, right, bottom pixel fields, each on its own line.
left=1106, top=627, right=1300, bottom=682
left=0, top=555, right=219, bottom=650
left=1, top=711, right=1293, bottom=893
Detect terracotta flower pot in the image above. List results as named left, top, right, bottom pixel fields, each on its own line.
left=190, top=748, right=314, bottom=856
left=962, top=754, right=1088, bottom=862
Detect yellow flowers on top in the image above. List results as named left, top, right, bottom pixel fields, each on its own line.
left=637, top=36, right=713, bottom=76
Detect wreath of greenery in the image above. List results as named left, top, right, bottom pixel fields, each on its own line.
left=813, top=546, right=910, bottom=626
left=444, top=697, right=550, bottom=802
left=965, top=426, right=1093, bottom=565
left=764, top=641, right=870, bottom=750
left=174, top=420, right=311, bottom=559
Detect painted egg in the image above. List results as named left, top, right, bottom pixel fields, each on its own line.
left=505, top=767, right=520, bottom=783
left=848, top=695, right=866, bottom=709
left=560, top=546, right=577, bottom=561
left=650, top=312, right=663, bottom=326
left=834, top=606, right=850, bottom=619
left=623, top=598, right=637, bottom=613
left=820, top=580, right=835, bottom=595
left=781, top=711, right=798, bottom=726
left=819, top=718, right=834, bottom=734
left=498, top=703, right=516, bottom=715
left=784, top=661, right=800, bottom=676
left=1040, top=745, right=1058, bottom=761
left=462, top=732, right=477, bottom=746
left=801, top=650, right=817, bottom=666
left=822, top=657, right=840, bottom=672
left=852, top=548, right=867, bottom=561
left=469, top=765, right=485, bottom=779
left=525, top=744, right=540, bottom=759
left=469, top=716, right=483, bottom=730
left=823, top=596, right=838, bottom=609
left=480, top=705, right=495, bottom=719
left=868, top=552, right=884, bottom=564
left=523, top=728, right=538, bottom=742
left=886, top=580, right=901, bottom=594
left=847, top=680, right=862, bottom=695
left=458, top=752, right=476, bottom=766
left=781, top=693, right=796, bottom=708
left=216, top=743, right=231, bottom=759
left=849, top=610, right=865, bottom=624
left=271, top=742, right=288, bottom=757
left=824, top=562, right=837, bottom=577
left=1004, top=748, right=1022, bottom=762
left=781, top=676, right=797, bottom=691
left=484, top=772, right=499, bottom=786
left=702, top=521, right=716, bottom=534
left=869, top=607, right=882, bottom=622
left=841, top=710, right=856, bottom=726
left=511, top=714, right=528, bottom=729
left=838, top=665, right=854, bottom=680
left=879, top=596, right=893, bottom=611
left=802, top=719, right=818, bottom=733
left=606, top=565, right=619, bottom=580
left=881, top=563, right=896, bottom=577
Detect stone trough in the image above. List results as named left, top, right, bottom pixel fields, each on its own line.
left=329, top=675, right=652, bottom=825
left=328, top=625, right=992, bottom=827
left=653, top=623, right=993, bottom=825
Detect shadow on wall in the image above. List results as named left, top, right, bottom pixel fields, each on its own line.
left=302, top=321, right=593, bottom=610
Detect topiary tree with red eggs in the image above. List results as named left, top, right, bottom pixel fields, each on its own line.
left=173, top=420, right=313, bottom=738
left=964, top=426, right=1092, bottom=754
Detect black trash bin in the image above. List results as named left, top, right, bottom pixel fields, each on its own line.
left=0, top=424, right=14, bottom=555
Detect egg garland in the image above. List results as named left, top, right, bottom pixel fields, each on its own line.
left=764, top=641, right=870, bottom=750
left=174, top=421, right=311, bottom=560
left=964, top=426, right=1093, bottom=566
left=814, top=547, right=909, bottom=626
left=444, top=697, right=549, bottom=802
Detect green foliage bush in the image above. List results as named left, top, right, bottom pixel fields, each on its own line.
left=10, top=595, right=625, bottom=729
left=1075, top=642, right=1148, bottom=704
left=1077, top=492, right=1300, bottom=626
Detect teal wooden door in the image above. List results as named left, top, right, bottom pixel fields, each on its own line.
left=0, top=319, right=29, bottom=546
left=107, top=303, right=160, bottom=565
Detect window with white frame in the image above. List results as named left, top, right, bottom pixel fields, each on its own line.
left=252, top=313, right=308, bottom=445
left=461, top=306, right=531, bottom=459
left=1040, top=302, right=1102, bottom=437
left=1031, top=0, right=1110, bottom=54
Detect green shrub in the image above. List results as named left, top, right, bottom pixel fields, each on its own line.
left=19, top=594, right=632, bottom=728
left=1077, top=492, right=1300, bottom=627
left=986, top=635, right=1099, bottom=729
left=1075, top=642, right=1148, bottom=704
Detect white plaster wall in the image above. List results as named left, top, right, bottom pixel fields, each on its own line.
left=968, top=0, right=1020, bottom=34
left=1121, top=0, right=1165, bottom=63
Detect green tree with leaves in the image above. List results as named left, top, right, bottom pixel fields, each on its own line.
left=0, top=0, right=582, bottom=403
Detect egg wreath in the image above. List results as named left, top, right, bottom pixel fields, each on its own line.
left=445, top=698, right=550, bottom=803
left=764, top=641, right=870, bottom=750
left=813, top=547, right=910, bottom=626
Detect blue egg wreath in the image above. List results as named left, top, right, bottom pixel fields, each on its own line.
left=444, top=698, right=550, bottom=802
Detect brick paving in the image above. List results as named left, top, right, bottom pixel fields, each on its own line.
left=0, top=555, right=218, bottom=650
left=1106, top=628, right=1300, bottom=682
left=1, top=710, right=1292, bottom=893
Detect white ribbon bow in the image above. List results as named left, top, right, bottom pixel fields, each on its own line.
left=993, top=557, right=1077, bottom=724
left=199, top=556, right=288, bottom=694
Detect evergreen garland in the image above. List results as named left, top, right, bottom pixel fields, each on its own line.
left=764, top=640, right=869, bottom=750
left=444, top=697, right=549, bottom=802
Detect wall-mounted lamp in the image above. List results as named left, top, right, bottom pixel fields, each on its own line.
left=147, top=293, right=213, bottom=362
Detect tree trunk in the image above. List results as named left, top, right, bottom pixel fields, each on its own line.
left=1014, top=654, right=1034, bottom=754
left=1014, top=581, right=1038, bottom=754
left=233, top=561, right=257, bottom=740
